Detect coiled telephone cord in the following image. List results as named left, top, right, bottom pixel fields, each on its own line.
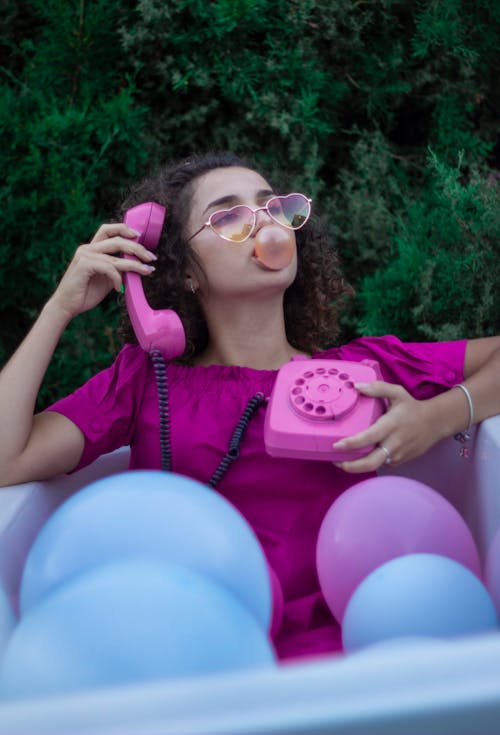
left=150, top=350, right=172, bottom=472
left=150, top=350, right=266, bottom=489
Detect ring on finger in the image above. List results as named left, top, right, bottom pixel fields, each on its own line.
left=379, top=444, right=392, bottom=465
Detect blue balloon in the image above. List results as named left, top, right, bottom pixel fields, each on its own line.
left=2, top=558, right=276, bottom=700
left=342, top=553, right=499, bottom=653
left=0, top=584, right=15, bottom=661
left=20, top=471, right=271, bottom=631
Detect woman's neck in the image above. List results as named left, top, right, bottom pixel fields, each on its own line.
left=194, top=297, right=309, bottom=369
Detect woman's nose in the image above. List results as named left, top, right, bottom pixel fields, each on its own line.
left=254, top=206, right=273, bottom=232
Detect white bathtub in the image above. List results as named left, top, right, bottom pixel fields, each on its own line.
left=0, top=417, right=499, bottom=735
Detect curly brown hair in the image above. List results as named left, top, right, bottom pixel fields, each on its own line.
left=117, top=152, right=353, bottom=362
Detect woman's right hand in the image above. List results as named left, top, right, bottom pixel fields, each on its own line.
left=48, top=223, right=158, bottom=319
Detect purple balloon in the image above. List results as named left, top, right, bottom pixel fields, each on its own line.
left=485, top=526, right=500, bottom=616
left=316, top=475, right=482, bottom=622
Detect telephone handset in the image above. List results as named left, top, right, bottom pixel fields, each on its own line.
left=123, top=202, right=186, bottom=360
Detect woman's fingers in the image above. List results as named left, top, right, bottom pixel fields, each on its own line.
left=333, top=420, right=400, bottom=474
left=333, top=445, right=397, bottom=474
left=331, top=382, right=399, bottom=450
left=88, top=222, right=159, bottom=266
left=76, top=245, right=156, bottom=272
left=89, top=223, right=139, bottom=244
left=84, top=235, right=158, bottom=263
left=87, top=260, right=124, bottom=294
left=52, top=239, right=157, bottom=317
left=74, top=249, right=156, bottom=294
left=354, top=380, right=406, bottom=402
left=331, top=381, right=413, bottom=473
left=332, top=414, right=391, bottom=453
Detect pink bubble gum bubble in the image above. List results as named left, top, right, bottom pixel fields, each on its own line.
left=254, top=227, right=295, bottom=270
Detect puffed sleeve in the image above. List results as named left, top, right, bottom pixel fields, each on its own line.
left=327, top=335, right=467, bottom=399
left=44, top=343, right=149, bottom=471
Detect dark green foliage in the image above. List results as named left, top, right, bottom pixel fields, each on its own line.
left=1, top=0, right=499, bottom=406
left=358, top=152, right=500, bottom=340
left=0, top=0, right=148, bottom=404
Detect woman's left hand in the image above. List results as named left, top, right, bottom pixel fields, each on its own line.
left=332, top=381, right=441, bottom=473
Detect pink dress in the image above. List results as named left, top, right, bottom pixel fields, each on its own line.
left=46, top=335, right=466, bottom=661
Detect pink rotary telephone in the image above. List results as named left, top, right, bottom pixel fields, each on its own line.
left=123, top=203, right=186, bottom=360
left=264, top=357, right=385, bottom=462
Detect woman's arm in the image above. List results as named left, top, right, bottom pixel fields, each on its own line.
left=464, top=335, right=500, bottom=377
left=332, top=336, right=500, bottom=474
left=0, top=299, right=85, bottom=486
left=0, top=224, right=156, bottom=487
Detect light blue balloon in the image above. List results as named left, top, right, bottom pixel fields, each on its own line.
left=342, top=553, right=499, bottom=653
left=0, top=585, right=15, bottom=661
left=2, top=558, right=276, bottom=700
left=20, top=471, right=271, bottom=631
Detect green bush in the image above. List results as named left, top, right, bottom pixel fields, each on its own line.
left=0, top=1, right=148, bottom=405
left=1, top=0, right=498, bottom=406
left=358, top=152, right=500, bottom=340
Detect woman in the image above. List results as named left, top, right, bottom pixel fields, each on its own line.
left=1, top=152, right=499, bottom=659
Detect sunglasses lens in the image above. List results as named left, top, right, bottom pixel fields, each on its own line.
left=268, top=194, right=310, bottom=229
left=210, top=206, right=253, bottom=242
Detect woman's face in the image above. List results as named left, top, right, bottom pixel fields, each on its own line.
left=185, top=167, right=297, bottom=300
